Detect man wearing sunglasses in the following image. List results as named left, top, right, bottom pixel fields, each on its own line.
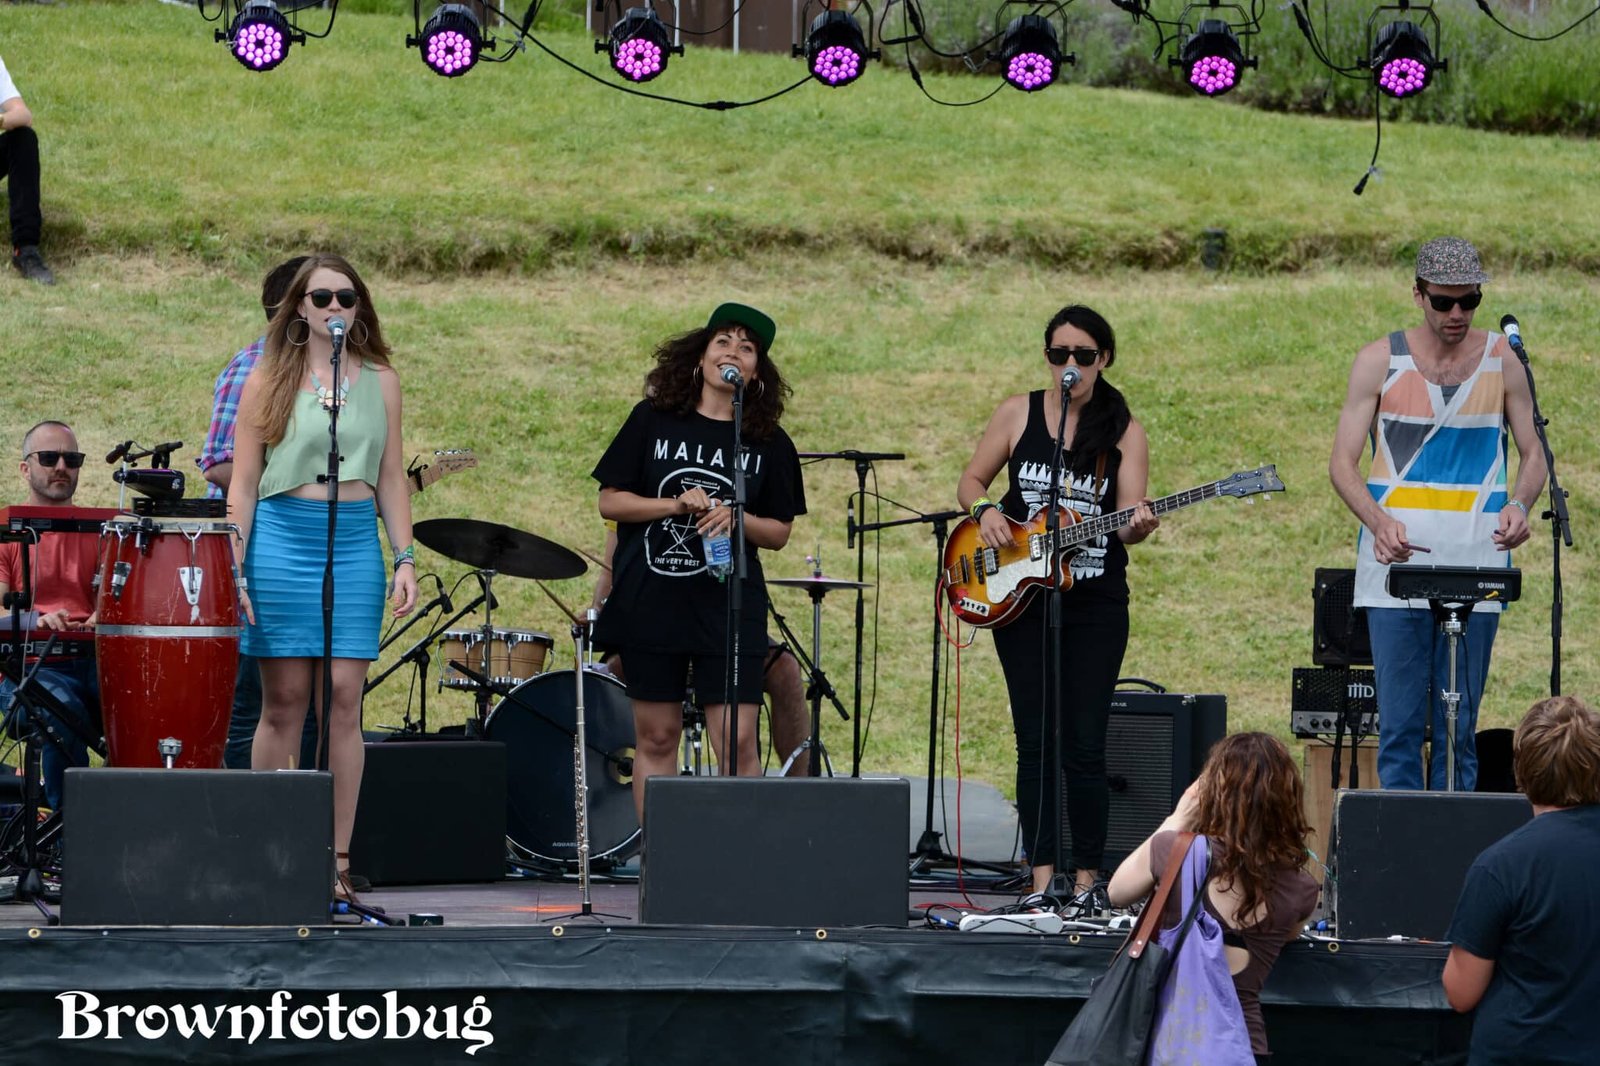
left=0, top=421, right=101, bottom=809
left=1329, top=236, right=1546, bottom=792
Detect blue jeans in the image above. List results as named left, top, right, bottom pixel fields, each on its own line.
left=1367, top=606, right=1499, bottom=791
left=0, top=657, right=99, bottom=810
left=225, top=654, right=321, bottom=771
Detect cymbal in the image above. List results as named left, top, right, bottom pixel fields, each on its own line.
left=414, top=518, right=587, bottom=581
left=768, top=575, right=873, bottom=593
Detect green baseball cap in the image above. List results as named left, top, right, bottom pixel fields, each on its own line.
left=706, top=302, right=776, bottom=351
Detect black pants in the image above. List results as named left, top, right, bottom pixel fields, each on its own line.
left=991, top=592, right=1128, bottom=874
left=1, top=126, right=43, bottom=248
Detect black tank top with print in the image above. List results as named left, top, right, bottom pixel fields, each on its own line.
left=997, top=390, right=1129, bottom=603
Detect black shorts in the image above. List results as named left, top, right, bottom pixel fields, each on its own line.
left=621, top=649, right=766, bottom=706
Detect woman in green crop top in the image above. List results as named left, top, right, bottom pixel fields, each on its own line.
left=227, top=253, right=418, bottom=903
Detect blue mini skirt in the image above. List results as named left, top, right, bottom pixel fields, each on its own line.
left=242, top=495, right=386, bottom=661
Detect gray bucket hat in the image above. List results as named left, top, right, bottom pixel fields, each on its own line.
left=1416, top=237, right=1491, bottom=286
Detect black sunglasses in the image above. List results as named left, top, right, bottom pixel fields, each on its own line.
left=1046, top=346, right=1101, bottom=367
left=1422, top=290, right=1482, bottom=313
left=307, top=288, right=359, bottom=310
left=27, top=450, right=86, bottom=469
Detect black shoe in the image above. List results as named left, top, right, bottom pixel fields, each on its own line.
left=12, top=246, right=55, bottom=285
left=347, top=872, right=372, bottom=892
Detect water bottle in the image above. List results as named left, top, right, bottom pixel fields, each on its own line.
left=702, top=529, right=733, bottom=581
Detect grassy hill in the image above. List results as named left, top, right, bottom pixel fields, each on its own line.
left=1, top=5, right=1596, bottom=796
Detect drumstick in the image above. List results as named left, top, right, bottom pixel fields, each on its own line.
left=534, top=579, right=582, bottom=627
left=575, top=546, right=612, bottom=572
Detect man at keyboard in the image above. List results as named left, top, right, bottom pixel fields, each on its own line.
left=0, top=420, right=100, bottom=810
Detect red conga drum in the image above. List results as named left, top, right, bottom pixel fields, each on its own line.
left=95, top=516, right=242, bottom=768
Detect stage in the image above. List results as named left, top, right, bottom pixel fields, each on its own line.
left=0, top=873, right=1472, bottom=1064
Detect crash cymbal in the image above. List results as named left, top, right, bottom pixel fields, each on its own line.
left=767, top=575, right=873, bottom=593
left=414, top=518, right=587, bottom=581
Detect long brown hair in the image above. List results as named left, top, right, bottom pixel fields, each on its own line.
left=1191, top=732, right=1311, bottom=923
left=253, top=253, right=393, bottom=445
left=643, top=322, right=790, bottom=441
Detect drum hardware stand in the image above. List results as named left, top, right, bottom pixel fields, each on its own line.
left=1428, top=600, right=1470, bottom=793
left=364, top=584, right=485, bottom=735
left=158, top=737, right=182, bottom=769
left=679, top=699, right=707, bottom=776
left=550, top=610, right=626, bottom=923
left=803, top=448, right=907, bottom=777
left=767, top=563, right=851, bottom=779
left=470, top=569, right=501, bottom=736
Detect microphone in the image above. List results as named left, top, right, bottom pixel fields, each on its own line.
left=328, top=316, right=348, bottom=353
left=719, top=365, right=743, bottom=387
left=1061, top=366, right=1082, bottom=391
left=1499, top=314, right=1527, bottom=358
left=105, top=441, right=132, bottom=464
left=435, top=574, right=452, bottom=614
left=847, top=496, right=856, bottom=550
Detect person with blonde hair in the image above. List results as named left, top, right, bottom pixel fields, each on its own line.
left=227, top=253, right=418, bottom=903
left=1443, top=696, right=1600, bottom=1065
left=1108, top=732, right=1319, bottom=1062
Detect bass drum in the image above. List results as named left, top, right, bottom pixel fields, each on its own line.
left=484, top=670, right=641, bottom=868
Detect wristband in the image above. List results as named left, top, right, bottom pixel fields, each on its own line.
left=392, top=545, right=416, bottom=572
left=235, top=576, right=249, bottom=592
left=969, top=496, right=994, bottom=520
left=1504, top=499, right=1528, bottom=516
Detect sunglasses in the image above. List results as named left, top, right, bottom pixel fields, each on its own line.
left=1046, top=346, right=1101, bottom=367
left=1422, top=290, right=1482, bottom=313
left=27, top=450, right=86, bottom=469
left=307, top=288, right=359, bottom=310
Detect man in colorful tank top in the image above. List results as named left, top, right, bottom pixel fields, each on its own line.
left=1329, top=237, right=1546, bottom=791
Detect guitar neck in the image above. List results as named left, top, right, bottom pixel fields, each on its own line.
left=1056, top=481, right=1222, bottom=549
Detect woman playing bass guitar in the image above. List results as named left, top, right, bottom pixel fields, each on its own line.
left=956, top=304, right=1158, bottom=902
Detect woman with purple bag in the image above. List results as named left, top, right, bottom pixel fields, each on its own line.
left=1108, top=733, right=1320, bottom=1064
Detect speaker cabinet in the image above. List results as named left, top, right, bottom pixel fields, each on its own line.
left=640, top=777, right=910, bottom=927
left=1330, top=789, right=1532, bottom=940
left=348, top=738, right=506, bottom=886
left=1060, top=690, right=1226, bottom=870
left=1314, top=567, right=1372, bottom=667
left=62, top=769, right=333, bottom=926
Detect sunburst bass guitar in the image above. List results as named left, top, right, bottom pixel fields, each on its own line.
left=940, top=465, right=1285, bottom=629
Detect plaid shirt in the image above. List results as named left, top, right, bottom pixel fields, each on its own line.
left=195, top=336, right=265, bottom=499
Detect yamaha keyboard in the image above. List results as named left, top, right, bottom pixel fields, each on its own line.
left=0, top=630, right=96, bottom=661
left=0, top=504, right=123, bottom=536
left=1386, top=564, right=1521, bottom=605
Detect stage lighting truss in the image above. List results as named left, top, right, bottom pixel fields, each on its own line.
left=597, top=4, right=684, bottom=84
left=794, top=5, right=880, bottom=89
left=408, top=2, right=497, bottom=77
left=1367, top=3, right=1446, bottom=99
left=1171, top=3, right=1254, bottom=96
left=992, top=6, right=1074, bottom=93
left=215, top=0, right=306, bottom=72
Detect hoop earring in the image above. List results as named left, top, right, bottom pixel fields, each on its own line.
left=348, top=318, right=370, bottom=348
left=692, top=366, right=702, bottom=388
left=752, top=377, right=766, bottom=398
left=286, top=316, right=310, bottom=346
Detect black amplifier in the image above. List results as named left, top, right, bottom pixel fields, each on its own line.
left=1291, top=666, right=1379, bottom=738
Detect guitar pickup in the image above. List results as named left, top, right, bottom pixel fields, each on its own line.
left=1028, top=534, right=1045, bottom=561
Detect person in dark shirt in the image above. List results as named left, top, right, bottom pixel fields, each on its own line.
left=1109, top=732, right=1320, bottom=1061
left=1443, top=695, right=1600, bottom=1066
left=956, top=304, right=1158, bottom=899
left=592, top=303, right=806, bottom=825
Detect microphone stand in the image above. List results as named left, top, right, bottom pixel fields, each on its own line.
left=1043, top=377, right=1075, bottom=900
left=363, top=591, right=483, bottom=735
left=801, top=449, right=907, bottom=777
left=855, top=506, right=1015, bottom=880
left=317, top=325, right=347, bottom=772
left=1510, top=337, right=1571, bottom=695
left=722, top=378, right=748, bottom=776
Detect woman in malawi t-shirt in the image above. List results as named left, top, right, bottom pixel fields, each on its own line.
left=593, top=303, right=805, bottom=826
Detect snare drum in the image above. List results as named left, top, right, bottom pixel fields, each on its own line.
left=94, top=516, right=241, bottom=769
left=438, top=627, right=554, bottom=689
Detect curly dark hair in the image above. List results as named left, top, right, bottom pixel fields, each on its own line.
left=1191, top=732, right=1312, bottom=924
left=1044, top=304, right=1132, bottom=477
left=643, top=322, right=790, bottom=441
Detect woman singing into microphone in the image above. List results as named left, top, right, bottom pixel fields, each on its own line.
left=956, top=304, right=1158, bottom=903
left=592, top=303, right=806, bottom=827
